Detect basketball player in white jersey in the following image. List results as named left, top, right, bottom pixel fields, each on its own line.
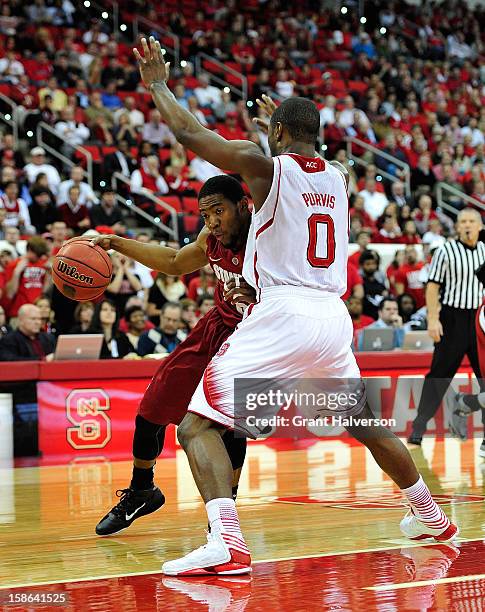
left=134, top=37, right=457, bottom=576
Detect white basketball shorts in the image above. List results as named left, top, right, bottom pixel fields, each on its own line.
left=187, top=286, right=364, bottom=430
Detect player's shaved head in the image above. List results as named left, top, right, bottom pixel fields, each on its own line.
left=270, top=97, right=320, bottom=145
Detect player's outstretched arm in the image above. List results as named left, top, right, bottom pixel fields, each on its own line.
left=91, top=228, right=209, bottom=275
left=133, top=37, right=273, bottom=205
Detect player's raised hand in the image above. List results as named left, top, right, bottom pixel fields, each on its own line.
left=133, top=36, right=170, bottom=88
left=253, top=94, right=277, bottom=132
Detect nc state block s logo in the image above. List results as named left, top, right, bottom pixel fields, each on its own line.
left=66, top=388, right=111, bottom=449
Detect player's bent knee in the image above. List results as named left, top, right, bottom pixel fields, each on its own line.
left=177, top=413, right=213, bottom=448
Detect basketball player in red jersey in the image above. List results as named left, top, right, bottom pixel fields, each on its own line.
left=449, top=260, right=485, bottom=452
left=93, top=175, right=255, bottom=535
left=134, top=37, right=456, bottom=576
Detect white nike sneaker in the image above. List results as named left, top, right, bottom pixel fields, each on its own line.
left=162, top=532, right=252, bottom=576
left=400, top=510, right=459, bottom=542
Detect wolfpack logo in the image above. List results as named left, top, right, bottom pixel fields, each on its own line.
left=212, top=263, right=241, bottom=285
left=57, top=260, right=94, bottom=285
left=306, top=161, right=318, bottom=169
left=215, top=342, right=230, bottom=357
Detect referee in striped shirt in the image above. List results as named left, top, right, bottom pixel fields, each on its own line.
left=408, top=208, right=485, bottom=446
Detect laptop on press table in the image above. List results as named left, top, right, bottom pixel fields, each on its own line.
left=402, top=330, right=434, bottom=351
left=53, top=334, right=104, bottom=361
left=361, top=328, right=394, bottom=351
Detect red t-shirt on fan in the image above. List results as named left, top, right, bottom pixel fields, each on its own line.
left=4, top=257, right=49, bottom=316
left=205, top=233, right=245, bottom=329
left=395, top=262, right=425, bottom=308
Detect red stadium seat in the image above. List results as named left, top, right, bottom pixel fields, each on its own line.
left=182, top=197, right=200, bottom=215
left=183, top=214, right=200, bottom=234
left=159, top=195, right=183, bottom=213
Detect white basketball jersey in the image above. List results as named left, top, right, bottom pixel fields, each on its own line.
left=243, top=154, right=349, bottom=296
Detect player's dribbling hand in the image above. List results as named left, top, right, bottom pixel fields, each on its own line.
left=427, top=319, right=443, bottom=342
left=223, top=277, right=257, bottom=305
left=133, top=36, right=170, bottom=88
left=90, top=235, right=115, bottom=250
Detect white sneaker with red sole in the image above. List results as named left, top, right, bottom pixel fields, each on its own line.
left=162, top=532, right=252, bottom=576
left=400, top=511, right=459, bottom=542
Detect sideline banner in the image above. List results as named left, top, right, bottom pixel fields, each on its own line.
left=37, top=372, right=480, bottom=463
left=37, top=380, right=177, bottom=463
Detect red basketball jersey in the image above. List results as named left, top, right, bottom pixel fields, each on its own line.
left=477, top=300, right=485, bottom=378
left=206, top=233, right=245, bottom=328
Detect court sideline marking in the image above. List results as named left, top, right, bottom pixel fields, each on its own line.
left=0, top=537, right=483, bottom=591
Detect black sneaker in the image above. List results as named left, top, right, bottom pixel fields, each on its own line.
left=95, top=486, right=165, bottom=536
left=407, top=435, right=422, bottom=447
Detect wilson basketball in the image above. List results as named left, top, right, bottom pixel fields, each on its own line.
left=53, top=239, right=113, bottom=302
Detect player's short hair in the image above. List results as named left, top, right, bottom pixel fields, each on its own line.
left=198, top=175, right=245, bottom=205
left=270, top=97, right=320, bottom=144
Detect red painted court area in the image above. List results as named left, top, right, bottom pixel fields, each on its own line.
left=3, top=539, right=485, bottom=612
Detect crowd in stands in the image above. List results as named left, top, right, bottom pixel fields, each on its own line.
left=0, top=0, right=484, bottom=358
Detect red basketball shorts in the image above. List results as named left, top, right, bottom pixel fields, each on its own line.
left=138, top=307, right=234, bottom=425
left=476, top=300, right=485, bottom=378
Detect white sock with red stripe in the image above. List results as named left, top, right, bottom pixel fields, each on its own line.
left=401, top=476, right=450, bottom=530
left=206, top=498, right=250, bottom=556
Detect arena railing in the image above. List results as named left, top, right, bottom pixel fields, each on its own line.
left=195, top=52, right=248, bottom=100
left=132, top=16, right=180, bottom=67
left=111, top=171, right=179, bottom=242
left=0, top=92, right=19, bottom=143
left=436, top=182, right=485, bottom=217
left=346, top=137, right=412, bottom=196
left=36, top=121, right=93, bottom=188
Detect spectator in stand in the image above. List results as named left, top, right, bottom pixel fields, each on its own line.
left=339, top=95, right=368, bottom=129
left=3, top=226, right=21, bottom=257
left=85, top=92, right=114, bottom=129
left=57, top=185, right=91, bottom=232
left=194, top=73, right=222, bottom=108
left=113, top=96, right=145, bottom=132
left=374, top=214, right=402, bottom=243
left=55, top=106, right=90, bottom=154
left=4, top=237, right=51, bottom=319
left=0, top=304, right=56, bottom=361
left=251, top=69, right=274, bottom=104
left=147, top=272, right=186, bottom=325
left=53, top=53, right=81, bottom=89
left=35, top=294, right=56, bottom=335
left=275, top=69, right=295, bottom=98
left=189, top=155, right=221, bottom=182
left=187, top=96, right=209, bottom=126
left=197, top=293, right=215, bottom=317
left=101, top=81, right=122, bottom=110
left=142, top=109, right=175, bottom=147
left=358, top=178, right=389, bottom=221
left=49, top=221, right=68, bottom=255
left=346, top=295, right=374, bottom=343
left=179, top=298, right=198, bottom=336
left=412, top=194, right=442, bottom=235
left=57, top=166, right=98, bottom=208
left=23, top=147, right=61, bottom=194
left=87, top=298, right=134, bottom=359
left=422, top=218, right=445, bottom=247
left=397, top=293, right=418, bottom=326
left=105, top=253, right=143, bottom=314
left=0, top=50, right=24, bottom=84
left=359, top=250, right=388, bottom=320
left=123, top=305, right=147, bottom=354
left=187, top=265, right=216, bottom=302
left=394, top=245, right=426, bottom=308
left=357, top=297, right=405, bottom=351
left=217, top=112, right=246, bottom=141
left=0, top=181, right=35, bottom=234
left=375, top=132, right=409, bottom=177
left=0, top=208, right=6, bottom=239
left=83, top=21, right=108, bottom=46
left=390, top=181, right=411, bottom=208
left=349, top=230, right=371, bottom=266
left=400, top=219, right=421, bottom=244
left=411, top=153, right=437, bottom=193
left=138, top=302, right=184, bottom=357
left=103, top=142, right=136, bottom=185
left=319, top=95, right=337, bottom=127
left=69, top=301, right=95, bottom=334
left=0, top=305, right=11, bottom=338
left=38, top=77, right=68, bottom=112
left=130, top=156, right=169, bottom=197
left=101, top=57, right=125, bottom=89
left=356, top=166, right=386, bottom=193
left=112, top=113, right=138, bottom=147
left=90, top=189, right=125, bottom=234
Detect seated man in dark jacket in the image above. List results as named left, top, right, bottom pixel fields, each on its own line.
left=0, top=304, right=56, bottom=361
left=137, top=302, right=184, bottom=357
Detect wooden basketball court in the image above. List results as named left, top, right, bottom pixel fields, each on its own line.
left=1, top=437, right=485, bottom=610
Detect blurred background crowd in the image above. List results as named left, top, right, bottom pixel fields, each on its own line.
left=0, top=0, right=483, bottom=358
